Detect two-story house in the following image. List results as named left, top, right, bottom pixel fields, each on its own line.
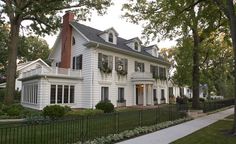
left=20, top=12, right=170, bottom=110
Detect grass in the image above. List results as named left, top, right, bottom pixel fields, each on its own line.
left=172, top=115, right=236, bottom=144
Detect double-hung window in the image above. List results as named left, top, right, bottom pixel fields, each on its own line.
left=135, top=61, right=144, bottom=72
left=118, top=88, right=125, bottom=102
left=72, top=54, right=83, bottom=70
left=101, top=87, right=109, bottom=101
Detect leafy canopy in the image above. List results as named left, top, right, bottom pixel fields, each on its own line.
left=0, top=0, right=112, bottom=36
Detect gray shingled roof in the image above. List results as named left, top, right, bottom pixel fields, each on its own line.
left=70, top=21, right=166, bottom=62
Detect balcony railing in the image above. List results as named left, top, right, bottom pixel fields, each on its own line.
left=22, top=67, right=82, bottom=78
left=131, top=72, right=153, bottom=81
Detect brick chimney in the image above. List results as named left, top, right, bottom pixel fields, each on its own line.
left=60, top=11, right=74, bottom=69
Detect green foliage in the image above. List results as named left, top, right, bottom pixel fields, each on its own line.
left=0, top=89, right=5, bottom=102
left=65, top=109, right=104, bottom=117
left=64, top=105, right=72, bottom=113
left=176, top=96, right=188, bottom=105
left=0, top=89, right=21, bottom=103
left=172, top=37, right=193, bottom=86
left=2, top=104, right=24, bottom=116
left=95, top=101, right=114, bottom=113
left=0, top=25, right=8, bottom=76
left=18, top=36, right=51, bottom=63
left=122, top=0, right=228, bottom=109
left=42, top=105, right=66, bottom=119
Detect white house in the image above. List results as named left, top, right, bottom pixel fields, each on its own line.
left=20, top=12, right=170, bottom=110
left=16, top=59, right=50, bottom=91
left=0, top=59, right=49, bottom=91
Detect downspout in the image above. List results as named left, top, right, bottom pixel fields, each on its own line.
left=91, top=43, right=99, bottom=108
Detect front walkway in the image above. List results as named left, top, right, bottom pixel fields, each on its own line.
left=117, top=108, right=234, bottom=144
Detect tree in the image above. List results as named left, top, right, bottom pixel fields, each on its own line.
left=123, top=0, right=225, bottom=109
left=18, top=36, right=51, bottom=63
left=213, top=0, right=236, bottom=134
left=0, top=0, right=112, bottom=105
left=166, top=33, right=233, bottom=98
left=0, top=29, right=51, bottom=76
left=0, top=25, right=8, bottom=77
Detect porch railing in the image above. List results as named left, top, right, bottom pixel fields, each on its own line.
left=22, top=67, right=82, bottom=78
left=131, top=72, right=153, bottom=80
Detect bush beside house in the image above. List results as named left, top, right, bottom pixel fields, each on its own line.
left=95, top=101, right=114, bottom=113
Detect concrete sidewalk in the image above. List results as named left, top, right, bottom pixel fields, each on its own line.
left=117, top=108, right=234, bottom=144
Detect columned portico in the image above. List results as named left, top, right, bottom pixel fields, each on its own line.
left=131, top=72, right=155, bottom=106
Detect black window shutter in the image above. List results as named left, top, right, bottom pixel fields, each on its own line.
left=72, top=57, right=75, bottom=69
left=142, top=63, right=145, bottom=72
left=135, top=61, right=138, bottom=71
left=98, top=53, right=102, bottom=68
left=115, top=57, right=118, bottom=71
left=79, top=55, right=82, bottom=70
left=76, top=56, right=79, bottom=70
left=124, top=59, right=128, bottom=72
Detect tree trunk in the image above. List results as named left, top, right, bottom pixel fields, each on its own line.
left=227, top=0, right=236, bottom=134
left=4, top=21, right=20, bottom=105
left=192, top=28, right=200, bottom=109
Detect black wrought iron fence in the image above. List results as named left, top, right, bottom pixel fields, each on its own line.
left=203, top=98, right=234, bottom=113
left=0, top=104, right=188, bottom=144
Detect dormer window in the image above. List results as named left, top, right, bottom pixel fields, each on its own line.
left=134, top=42, right=139, bottom=51
left=98, top=27, right=118, bottom=44
left=108, top=33, right=113, bottom=43
left=125, top=37, right=142, bottom=52
left=144, top=45, right=159, bottom=57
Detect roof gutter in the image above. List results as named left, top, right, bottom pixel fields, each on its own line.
left=84, top=41, right=171, bottom=66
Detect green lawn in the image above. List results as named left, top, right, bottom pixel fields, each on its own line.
left=172, top=115, right=236, bottom=144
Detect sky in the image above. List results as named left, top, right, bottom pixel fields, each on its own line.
left=43, top=0, right=177, bottom=49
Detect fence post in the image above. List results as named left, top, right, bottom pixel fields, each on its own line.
left=139, top=110, right=142, bottom=127
left=86, top=116, right=89, bottom=141
left=117, top=112, right=119, bottom=133
left=81, top=116, right=84, bottom=143
left=155, top=108, right=158, bottom=124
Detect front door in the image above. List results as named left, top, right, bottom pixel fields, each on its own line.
left=136, top=84, right=143, bottom=105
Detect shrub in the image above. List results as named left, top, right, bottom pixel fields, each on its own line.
left=188, top=98, right=192, bottom=102
left=65, top=109, right=104, bottom=117
left=0, top=89, right=5, bottom=102
left=64, top=105, right=72, bottom=113
left=176, top=96, right=188, bottom=104
left=95, top=101, right=114, bottom=113
left=14, top=90, right=21, bottom=103
left=3, top=104, right=24, bottom=116
left=0, top=110, right=4, bottom=116
left=199, top=98, right=205, bottom=102
left=42, top=105, right=66, bottom=119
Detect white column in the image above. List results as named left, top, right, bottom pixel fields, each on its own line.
left=143, top=84, right=146, bottom=106
left=133, top=84, right=136, bottom=105
left=150, top=85, right=154, bottom=106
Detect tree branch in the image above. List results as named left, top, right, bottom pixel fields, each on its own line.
left=213, top=0, right=230, bottom=19
left=22, top=16, right=53, bottom=29
left=178, top=0, right=205, bottom=15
